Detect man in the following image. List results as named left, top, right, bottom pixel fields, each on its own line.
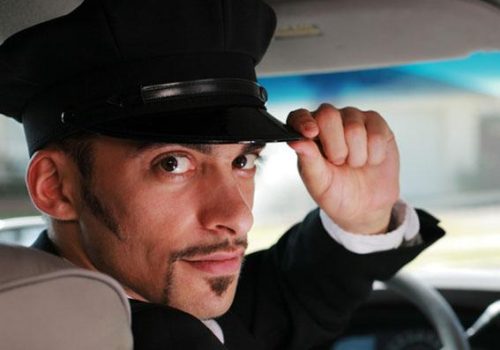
left=0, top=0, right=443, bottom=348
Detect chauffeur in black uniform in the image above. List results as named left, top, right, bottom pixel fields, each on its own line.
left=0, top=0, right=444, bottom=349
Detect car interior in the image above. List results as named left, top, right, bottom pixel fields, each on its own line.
left=2, top=0, right=500, bottom=349
left=0, top=243, right=133, bottom=350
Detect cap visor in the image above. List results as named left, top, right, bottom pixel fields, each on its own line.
left=83, top=107, right=302, bottom=144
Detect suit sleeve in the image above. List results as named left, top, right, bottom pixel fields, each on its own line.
left=228, top=208, right=445, bottom=350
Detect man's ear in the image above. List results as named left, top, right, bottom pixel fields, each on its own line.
left=26, top=149, right=79, bottom=221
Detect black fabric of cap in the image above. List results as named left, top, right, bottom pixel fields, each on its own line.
left=0, top=0, right=301, bottom=155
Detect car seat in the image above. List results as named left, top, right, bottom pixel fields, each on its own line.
left=0, top=243, right=133, bottom=350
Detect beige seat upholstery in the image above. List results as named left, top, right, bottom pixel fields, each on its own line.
left=0, top=244, right=133, bottom=350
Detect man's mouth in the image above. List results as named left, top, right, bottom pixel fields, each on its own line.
left=182, top=250, right=244, bottom=275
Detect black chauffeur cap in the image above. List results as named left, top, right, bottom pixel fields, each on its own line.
left=0, top=0, right=301, bottom=155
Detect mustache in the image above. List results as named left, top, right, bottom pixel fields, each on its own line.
left=169, top=238, right=248, bottom=262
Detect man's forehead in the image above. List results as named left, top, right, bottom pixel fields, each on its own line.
left=130, top=141, right=266, bottom=156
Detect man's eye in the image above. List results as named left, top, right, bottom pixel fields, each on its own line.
left=233, top=154, right=259, bottom=170
left=159, top=155, right=192, bottom=174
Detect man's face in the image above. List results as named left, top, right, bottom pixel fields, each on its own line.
left=72, top=136, right=263, bottom=319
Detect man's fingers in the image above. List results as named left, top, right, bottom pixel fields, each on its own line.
left=341, top=107, right=368, bottom=168
left=289, top=105, right=393, bottom=169
left=286, top=109, right=319, bottom=139
left=365, top=111, right=393, bottom=166
left=313, top=104, right=348, bottom=165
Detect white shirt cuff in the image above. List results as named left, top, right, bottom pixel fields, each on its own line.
left=319, top=200, right=420, bottom=254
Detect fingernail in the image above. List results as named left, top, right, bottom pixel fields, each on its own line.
left=333, top=157, right=346, bottom=165
left=304, top=122, right=317, bottom=133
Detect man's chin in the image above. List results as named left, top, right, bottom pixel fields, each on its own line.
left=173, top=282, right=237, bottom=320
left=177, top=297, right=233, bottom=320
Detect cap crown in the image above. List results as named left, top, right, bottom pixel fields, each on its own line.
left=0, top=0, right=276, bottom=121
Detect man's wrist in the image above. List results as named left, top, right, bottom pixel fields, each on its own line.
left=319, top=200, right=421, bottom=254
left=333, top=208, right=393, bottom=235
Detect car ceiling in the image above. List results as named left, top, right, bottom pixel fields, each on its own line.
left=1, top=0, right=500, bottom=76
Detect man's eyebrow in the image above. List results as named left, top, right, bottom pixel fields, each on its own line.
left=130, top=142, right=266, bottom=157
left=241, top=142, right=266, bottom=154
left=130, top=142, right=213, bottom=156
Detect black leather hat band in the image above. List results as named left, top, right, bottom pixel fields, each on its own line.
left=141, top=79, right=268, bottom=104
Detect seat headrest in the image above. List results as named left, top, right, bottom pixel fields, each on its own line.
left=0, top=244, right=133, bottom=350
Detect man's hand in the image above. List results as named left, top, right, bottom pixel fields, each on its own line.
left=287, top=104, right=400, bottom=235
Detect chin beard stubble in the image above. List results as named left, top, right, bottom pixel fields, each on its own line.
left=162, top=238, right=247, bottom=305
left=208, top=276, right=236, bottom=296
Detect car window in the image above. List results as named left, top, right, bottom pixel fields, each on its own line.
left=2, top=51, right=500, bottom=273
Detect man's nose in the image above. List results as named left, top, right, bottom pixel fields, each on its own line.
left=197, top=173, right=253, bottom=236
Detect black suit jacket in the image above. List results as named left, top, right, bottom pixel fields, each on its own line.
left=33, top=209, right=444, bottom=349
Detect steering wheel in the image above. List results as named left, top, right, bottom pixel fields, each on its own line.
left=383, top=272, right=471, bottom=350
